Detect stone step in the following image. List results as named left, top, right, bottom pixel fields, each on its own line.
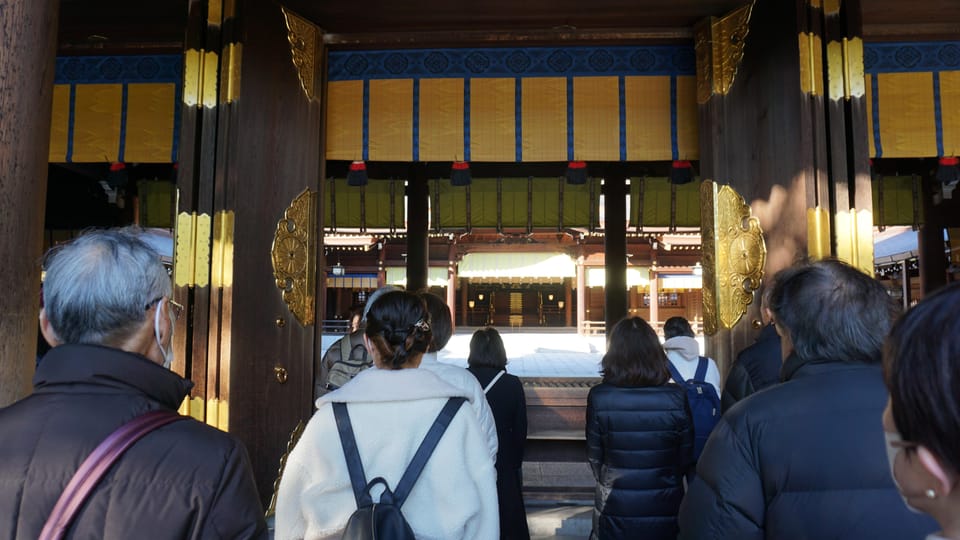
left=526, top=501, right=593, bottom=539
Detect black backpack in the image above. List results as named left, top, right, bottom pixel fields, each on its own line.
left=333, top=397, right=466, bottom=540
left=667, top=357, right=721, bottom=460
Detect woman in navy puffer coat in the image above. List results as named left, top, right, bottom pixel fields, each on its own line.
left=586, top=316, right=694, bottom=540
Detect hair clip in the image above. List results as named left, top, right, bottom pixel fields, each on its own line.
left=413, top=319, right=431, bottom=333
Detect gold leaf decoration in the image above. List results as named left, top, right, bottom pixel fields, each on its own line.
left=271, top=189, right=317, bottom=326
left=281, top=6, right=321, bottom=101
left=695, top=1, right=756, bottom=104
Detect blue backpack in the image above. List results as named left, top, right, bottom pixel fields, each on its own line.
left=667, top=357, right=721, bottom=461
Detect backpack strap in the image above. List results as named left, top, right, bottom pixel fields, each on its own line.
left=666, top=361, right=685, bottom=384
left=332, top=402, right=373, bottom=507
left=39, top=410, right=186, bottom=540
left=483, top=370, right=506, bottom=394
left=695, top=356, right=709, bottom=381
left=393, top=397, right=466, bottom=507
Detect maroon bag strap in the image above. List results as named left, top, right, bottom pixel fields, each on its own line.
left=38, top=409, right=186, bottom=540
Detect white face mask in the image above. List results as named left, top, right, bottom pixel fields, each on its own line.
left=154, top=298, right=175, bottom=369
left=884, top=431, right=923, bottom=514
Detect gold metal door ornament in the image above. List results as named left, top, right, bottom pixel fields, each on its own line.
left=700, top=180, right=766, bottom=335
left=695, top=2, right=755, bottom=104
left=281, top=6, right=322, bottom=101
left=271, top=189, right=318, bottom=326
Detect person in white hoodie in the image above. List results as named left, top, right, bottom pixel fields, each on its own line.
left=418, top=291, right=499, bottom=462
left=662, top=316, right=721, bottom=397
left=275, top=290, right=499, bottom=540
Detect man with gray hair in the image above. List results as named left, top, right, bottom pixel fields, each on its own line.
left=0, top=228, right=267, bottom=539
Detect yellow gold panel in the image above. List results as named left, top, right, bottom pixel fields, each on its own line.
left=271, top=189, right=317, bottom=326
left=941, top=71, right=960, bottom=156
left=281, top=6, right=322, bottom=101
left=202, top=50, right=219, bottom=109
left=183, top=49, right=201, bottom=107
left=700, top=180, right=766, bottom=335
left=49, top=84, right=70, bottom=161
left=878, top=72, right=937, bottom=158
left=823, top=0, right=840, bottom=16
left=676, top=76, right=700, bottom=160
left=325, top=80, right=363, bottom=160
left=521, top=77, right=567, bottom=162
left=573, top=76, right=619, bottom=161
left=72, top=84, right=122, bottom=162
left=206, top=398, right=220, bottom=430
left=694, top=3, right=755, bottom=103
left=175, top=212, right=195, bottom=287
left=218, top=400, right=229, bottom=433
left=846, top=38, right=865, bottom=98
left=194, top=213, right=212, bottom=288
left=212, top=210, right=235, bottom=289
left=369, top=79, right=413, bottom=161
left=220, top=43, right=242, bottom=104
left=125, top=83, right=176, bottom=162
left=835, top=209, right=875, bottom=275
left=827, top=40, right=845, bottom=101
left=798, top=33, right=824, bottom=96
left=419, top=78, right=465, bottom=161
left=625, top=76, right=671, bottom=160
left=470, top=78, right=515, bottom=162
left=807, top=206, right=831, bottom=260
left=207, top=0, right=222, bottom=26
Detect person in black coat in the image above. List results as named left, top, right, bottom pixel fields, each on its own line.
left=721, top=286, right=781, bottom=413
left=586, top=317, right=693, bottom=540
left=678, top=259, right=937, bottom=539
left=467, top=327, right=530, bottom=540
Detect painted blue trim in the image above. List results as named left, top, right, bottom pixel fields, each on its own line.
left=413, top=79, right=420, bottom=161
left=56, top=55, right=182, bottom=84
left=670, top=75, right=679, bottom=161
left=567, top=77, right=575, bottom=161
left=618, top=76, right=627, bottom=161
left=362, top=80, right=370, bottom=161
left=515, top=78, right=522, bottom=163
left=864, top=41, right=960, bottom=73
left=118, top=84, right=129, bottom=162
left=329, top=46, right=697, bottom=81
left=871, top=74, right=883, bottom=158
left=934, top=71, right=944, bottom=157
left=464, top=79, right=471, bottom=162
left=66, top=84, right=77, bottom=163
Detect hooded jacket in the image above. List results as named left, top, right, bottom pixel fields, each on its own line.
left=0, top=344, right=267, bottom=540
left=677, top=355, right=937, bottom=539
left=662, top=336, right=721, bottom=396
left=275, top=367, right=499, bottom=540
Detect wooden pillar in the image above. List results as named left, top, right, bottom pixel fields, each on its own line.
left=460, top=278, right=468, bottom=327
left=649, top=270, right=660, bottom=332
left=446, top=244, right=456, bottom=332
left=0, top=0, right=59, bottom=406
left=564, top=278, right=573, bottom=327
left=919, top=176, right=948, bottom=294
left=604, top=171, right=628, bottom=337
left=576, top=257, right=586, bottom=334
left=407, top=163, right=429, bottom=292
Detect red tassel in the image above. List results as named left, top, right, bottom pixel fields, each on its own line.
left=670, top=160, right=694, bottom=184
left=451, top=161, right=472, bottom=186
left=347, top=161, right=368, bottom=186
left=937, top=157, right=960, bottom=185
left=565, top=161, right=588, bottom=184
left=109, top=162, right=126, bottom=172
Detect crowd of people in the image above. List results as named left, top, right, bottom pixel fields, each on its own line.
left=1, top=227, right=958, bottom=540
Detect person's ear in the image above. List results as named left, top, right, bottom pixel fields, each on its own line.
left=917, top=445, right=955, bottom=497
left=39, top=309, right=61, bottom=347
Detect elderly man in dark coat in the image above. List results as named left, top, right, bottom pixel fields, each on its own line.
left=678, top=259, right=936, bottom=539
left=0, top=228, right=266, bottom=539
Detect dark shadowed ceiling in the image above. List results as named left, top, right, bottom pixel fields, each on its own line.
left=56, top=0, right=959, bottom=52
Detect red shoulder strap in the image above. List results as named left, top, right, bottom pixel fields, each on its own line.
left=39, top=410, right=187, bottom=540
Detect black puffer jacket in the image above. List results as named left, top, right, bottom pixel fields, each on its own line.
left=678, top=357, right=937, bottom=540
left=721, top=323, right=781, bottom=413
left=585, top=382, right=693, bottom=540
left=0, top=344, right=267, bottom=540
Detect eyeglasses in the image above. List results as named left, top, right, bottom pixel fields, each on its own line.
left=146, top=297, right=185, bottom=321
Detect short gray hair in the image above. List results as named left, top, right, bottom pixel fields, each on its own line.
left=43, top=227, right=172, bottom=345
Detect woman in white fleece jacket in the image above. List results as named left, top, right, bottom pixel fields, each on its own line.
left=275, top=290, right=499, bottom=540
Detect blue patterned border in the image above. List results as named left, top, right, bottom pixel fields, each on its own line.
left=328, top=46, right=696, bottom=81
left=864, top=42, right=960, bottom=73
left=56, top=55, right=182, bottom=84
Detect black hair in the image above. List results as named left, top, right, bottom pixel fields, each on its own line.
left=884, top=282, right=960, bottom=473
left=770, top=259, right=897, bottom=364
left=663, top=316, right=695, bottom=339
left=419, top=291, right=453, bottom=352
left=363, top=290, right=432, bottom=369
left=602, top=317, right=670, bottom=386
left=467, top=327, right=508, bottom=369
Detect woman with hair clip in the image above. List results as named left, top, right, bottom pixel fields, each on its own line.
left=586, top=317, right=693, bottom=540
left=883, top=282, right=960, bottom=539
left=275, top=290, right=498, bottom=540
